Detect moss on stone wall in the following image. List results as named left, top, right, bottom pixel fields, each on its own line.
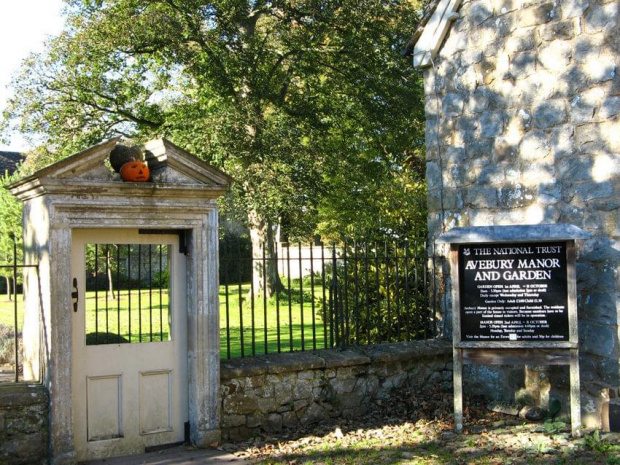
left=0, top=384, right=49, bottom=465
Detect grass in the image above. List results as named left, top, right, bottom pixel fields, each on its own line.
left=84, top=289, right=170, bottom=344
left=0, top=296, right=23, bottom=333
left=0, top=278, right=329, bottom=359
left=219, top=281, right=329, bottom=359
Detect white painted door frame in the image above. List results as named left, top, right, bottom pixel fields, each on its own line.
left=40, top=207, right=221, bottom=465
left=71, top=229, right=188, bottom=461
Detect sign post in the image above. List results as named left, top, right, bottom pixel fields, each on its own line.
left=437, top=225, right=589, bottom=437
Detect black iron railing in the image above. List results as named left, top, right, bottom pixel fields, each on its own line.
left=0, top=234, right=439, bottom=378
left=85, top=243, right=170, bottom=345
left=219, top=238, right=437, bottom=359
left=0, top=234, right=37, bottom=383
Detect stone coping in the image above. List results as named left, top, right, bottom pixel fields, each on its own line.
left=436, top=224, right=590, bottom=244
left=0, top=383, right=48, bottom=406
left=220, top=339, right=452, bottom=380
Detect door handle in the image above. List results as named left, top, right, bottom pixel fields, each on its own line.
left=72, top=278, right=79, bottom=312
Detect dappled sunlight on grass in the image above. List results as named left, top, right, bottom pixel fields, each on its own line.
left=0, top=285, right=329, bottom=356
left=246, top=417, right=620, bottom=464
left=221, top=323, right=331, bottom=359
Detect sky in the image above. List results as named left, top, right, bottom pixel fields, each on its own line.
left=0, top=0, right=65, bottom=152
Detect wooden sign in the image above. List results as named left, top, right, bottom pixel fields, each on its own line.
left=458, top=241, right=569, bottom=342
left=437, top=225, right=590, bottom=437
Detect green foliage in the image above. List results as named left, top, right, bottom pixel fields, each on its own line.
left=84, top=243, right=170, bottom=291
left=316, top=151, right=427, bottom=241
left=152, top=269, right=170, bottom=289
left=219, top=231, right=252, bottom=285
left=542, top=419, right=567, bottom=434
left=585, top=430, right=620, bottom=455
left=324, top=239, right=432, bottom=346
left=2, top=0, right=427, bottom=242
left=0, top=323, right=20, bottom=364
left=0, top=172, right=22, bottom=261
left=0, top=171, right=24, bottom=297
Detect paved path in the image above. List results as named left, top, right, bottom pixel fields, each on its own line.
left=79, top=445, right=249, bottom=465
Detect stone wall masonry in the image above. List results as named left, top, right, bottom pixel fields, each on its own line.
left=0, top=384, right=49, bottom=465
left=421, top=0, right=619, bottom=427
left=219, top=340, right=452, bottom=441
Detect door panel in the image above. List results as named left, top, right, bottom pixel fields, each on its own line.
left=72, top=229, right=188, bottom=461
left=87, top=374, right=123, bottom=441
left=139, top=370, right=173, bottom=435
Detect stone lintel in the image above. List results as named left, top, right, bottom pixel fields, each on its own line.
left=437, top=223, right=590, bottom=244
left=10, top=178, right=228, bottom=202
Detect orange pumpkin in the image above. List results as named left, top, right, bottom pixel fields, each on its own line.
left=120, top=161, right=150, bottom=182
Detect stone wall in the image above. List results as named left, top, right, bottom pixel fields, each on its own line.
left=220, top=340, right=452, bottom=441
left=420, top=0, right=619, bottom=426
left=0, top=384, right=49, bottom=465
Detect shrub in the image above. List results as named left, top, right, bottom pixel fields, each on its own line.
left=324, top=239, right=433, bottom=346
left=85, top=332, right=130, bottom=345
left=0, top=323, right=21, bottom=365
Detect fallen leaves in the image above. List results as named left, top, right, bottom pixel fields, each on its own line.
left=221, top=389, right=620, bottom=464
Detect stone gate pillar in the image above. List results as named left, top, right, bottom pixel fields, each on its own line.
left=9, top=138, right=231, bottom=463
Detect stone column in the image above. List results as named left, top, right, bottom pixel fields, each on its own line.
left=189, top=208, right=222, bottom=446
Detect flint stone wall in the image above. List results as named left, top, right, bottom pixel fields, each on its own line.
left=421, top=0, right=619, bottom=427
left=0, top=384, right=49, bottom=465
left=219, top=340, right=452, bottom=441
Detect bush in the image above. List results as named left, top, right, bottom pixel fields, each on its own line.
left=0, top=323, right=21, bottom=365
left=85, top=332, right=130, bottom=345
left=323, top=240, right=433, bottom=346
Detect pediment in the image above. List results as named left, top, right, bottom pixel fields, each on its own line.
left=142, top=139, right=233, bottom=186
left=8, top=138, right=232, bottom=200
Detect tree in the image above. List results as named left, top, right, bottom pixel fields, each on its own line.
left=316, top=148, right=428, bottom=242
left=0, top=172, right=23, bottom=301
left=2, top=0, right=426, bottom=296
left=85, top=244, right=118, bottom=299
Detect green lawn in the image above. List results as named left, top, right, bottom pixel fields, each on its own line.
left=0, top=281, right=329, bottom=359
left=220, top=282, right=329, bottom=359
left=0, top=297, right=22, bottom=333
left=84, top=289, right=170, bottom=344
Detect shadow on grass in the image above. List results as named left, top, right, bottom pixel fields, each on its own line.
left=220, top=324, right=332, bottom=359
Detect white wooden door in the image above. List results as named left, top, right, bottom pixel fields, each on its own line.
left=71, top=229, right=188, bottom=461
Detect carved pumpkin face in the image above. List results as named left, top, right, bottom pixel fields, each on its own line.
left=120, top=161, right=150, bottom=182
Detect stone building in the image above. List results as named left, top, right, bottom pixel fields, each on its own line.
left=407, top=0, right=619, bottom=426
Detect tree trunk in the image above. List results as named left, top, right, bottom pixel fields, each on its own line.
left=106, top=246, right=116, bottom=300
left=5, top=277, right=11, bottom=302
left=248, top=210, right=283, bottom=299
